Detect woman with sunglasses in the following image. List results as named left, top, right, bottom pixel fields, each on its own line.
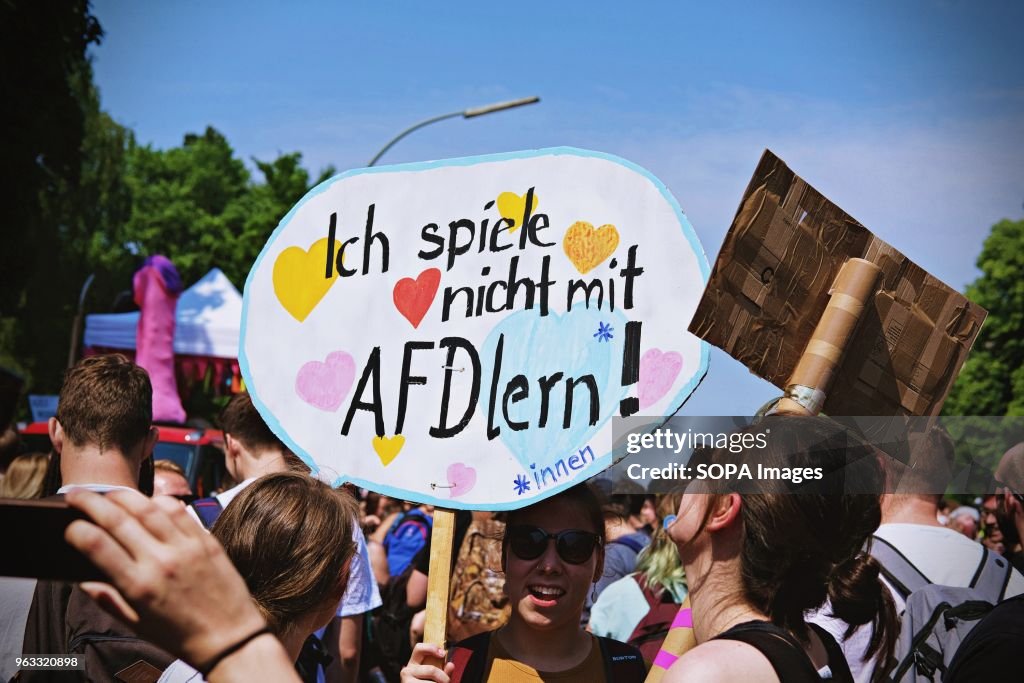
left=401, top=484, right=646, bottom=682
left=661, top=416, right=899, bottom=683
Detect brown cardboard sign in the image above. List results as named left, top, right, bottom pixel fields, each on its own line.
left=689, top=150, right=987, bottom=416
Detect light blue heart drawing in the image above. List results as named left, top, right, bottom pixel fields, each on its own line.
left=480, top=304, right=629, bottom=470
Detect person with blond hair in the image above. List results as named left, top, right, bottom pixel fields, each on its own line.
left=0, top=451, right=48, bottom=499
left=589, top=492, right=686, bottom=663
left=153, top=458, right=192, bottom=498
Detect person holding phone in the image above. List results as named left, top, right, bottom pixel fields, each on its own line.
left=8, top=355, right=168, bottom=682
left=63, top=487, right=302, bottom=683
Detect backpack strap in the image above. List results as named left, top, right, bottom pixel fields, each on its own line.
left=189, top=497, right=224, bottom=530
left=295, top=633, right=333, bottom=683
left=713, top=621, right=820, bottom=681
left=596, top=636, right=647, bottom=682
left=450, top=632, right=646, bottom=682
left=969, top=546, right=1014, bottom=603
left=869, top=535, right=931, bottom=600
left=807, top=622, right=854, bottom=683
left=448, top=631, right=491, bottom=683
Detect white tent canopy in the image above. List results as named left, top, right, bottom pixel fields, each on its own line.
left=84, top=268, right=242, bottom=359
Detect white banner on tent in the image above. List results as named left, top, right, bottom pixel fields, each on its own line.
left=241, top=148, right=708, bottom=509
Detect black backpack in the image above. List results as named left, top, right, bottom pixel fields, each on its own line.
left=362, top=563, right=418, bottom=682
left=21, top=579, right=174, bottom=683
left=626, top=574, right=682, bottom=666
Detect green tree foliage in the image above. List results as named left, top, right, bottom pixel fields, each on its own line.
left=942, top=219, right=1024, bottom=478
left=944, top=219, right=1024, bottom=417
left=0, top=1, right=106, bottom=390
left=0, top=1, right=332, bottom=396
left=122, top=128, right=321, bottom=289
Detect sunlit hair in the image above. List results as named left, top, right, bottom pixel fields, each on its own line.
left=153, top=458, right=185, bottom=477
left=0, top=452, right=48, bottom=499
left=634, top=492, right=685, bottom=599
left=211, top=472, right=358, bottom=637
left=56, top=354, right=151, bottom=454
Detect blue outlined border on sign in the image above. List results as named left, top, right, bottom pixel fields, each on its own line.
left=238, top=146, right=711, bottom=510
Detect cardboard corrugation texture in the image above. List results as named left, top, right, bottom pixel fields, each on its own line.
left=689, top=150, right=987, bottom=416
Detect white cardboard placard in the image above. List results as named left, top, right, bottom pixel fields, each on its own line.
left=241, top=147, right=708, bottom=509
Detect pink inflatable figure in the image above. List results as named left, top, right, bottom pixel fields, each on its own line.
left=134, top=255, right=187, bottom=424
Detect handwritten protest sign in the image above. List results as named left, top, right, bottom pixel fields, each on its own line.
left=241, top=148, right=708, bottom=509
left=689, top=150, right=987, bottom=417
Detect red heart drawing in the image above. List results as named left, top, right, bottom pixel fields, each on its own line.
left=393, top=268, right=441, bottom=328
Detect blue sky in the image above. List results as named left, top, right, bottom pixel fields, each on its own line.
left=90, top=0, right=1024, bottom=415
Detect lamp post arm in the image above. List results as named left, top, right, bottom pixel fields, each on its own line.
left=367, top=111, right=461, bottom=167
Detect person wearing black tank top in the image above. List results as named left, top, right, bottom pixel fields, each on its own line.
left=662, top=417, right=900, bottom=683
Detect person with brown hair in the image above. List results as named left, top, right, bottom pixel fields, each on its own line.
left=662, top=416, right=899, bottom=683
left=0, top=452, right=49, bottom=499
left=44, top=354, right=158, bottom=497
left=159, top=472, right=360, bottom=682
left=186, top=392, right=380, bottom=683
left=402, top=485, right=646, bottom=682
left=17, top=355, right=171, bottom=682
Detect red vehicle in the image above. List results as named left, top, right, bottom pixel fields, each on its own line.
left=17, top=422, right=228, bottom=497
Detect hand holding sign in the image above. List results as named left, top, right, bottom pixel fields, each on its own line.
left=241, top=148, right=709, bottom=509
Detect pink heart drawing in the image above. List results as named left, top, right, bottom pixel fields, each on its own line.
left=638, top=349, right=683, bottom=409
left=447, top=463, right=477, bottom=498
left=295, top=351, right=356, bottom=412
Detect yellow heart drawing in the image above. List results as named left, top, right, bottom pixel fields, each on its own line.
left=372, top=434, right=406, bottom=466
left=496, top=191, right=539, bottom=233
left=273, top=238, right=339, bottom=322
left=563, top=221, right=620, bottom=274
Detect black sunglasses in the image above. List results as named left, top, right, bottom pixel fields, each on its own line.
left=506, top=525, right=602, bottom=565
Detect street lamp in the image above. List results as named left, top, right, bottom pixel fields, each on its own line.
left=367, top=96, right=540, bottom=167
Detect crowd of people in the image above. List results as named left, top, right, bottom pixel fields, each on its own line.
left=1, top=354, right=1023, bottom=682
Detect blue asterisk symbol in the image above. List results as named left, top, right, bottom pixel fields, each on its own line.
left=513, top=474, right=531, bottom=496
left=593, top=322, right=614, bottom=342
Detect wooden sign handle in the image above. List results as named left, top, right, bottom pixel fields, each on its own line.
left=422, top=507, right=456, bottom=667
left=644, top=596, right=696, bottom=682
left=775, top=257, right=881, bottom=416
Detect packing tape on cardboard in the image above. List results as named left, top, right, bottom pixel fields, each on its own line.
left=783, top=384, right=827, bottom=415
left=828, top=292, right=867, bottom=317
left=804, top=339, right=844, bottom=365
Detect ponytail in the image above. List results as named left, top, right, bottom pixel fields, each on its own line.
left=827, top=553, right=897, bottom=681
